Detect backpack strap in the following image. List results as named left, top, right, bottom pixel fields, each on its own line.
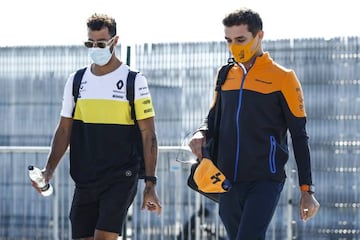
left=72, top=67, right=87, bottom=117
left=215, top=60, right=234, bottom=91
left=210, top=61, right=234, bottom=161
left=197, top=61, right=234, bottom=132
left=126, top=70, right=144, bottom=179
left=213, top=61, right=234, bottom=127
left=126, top=70, right=139, bottom=120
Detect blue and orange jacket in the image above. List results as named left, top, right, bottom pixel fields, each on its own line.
left=204, top=52, right=312, bottom=186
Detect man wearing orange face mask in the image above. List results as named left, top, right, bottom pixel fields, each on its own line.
left=189, top=8, right=319, bottom=240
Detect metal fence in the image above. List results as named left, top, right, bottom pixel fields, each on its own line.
left=0, top=146, right=293, bottom=240
left=1, top=36, right=360, bottom=239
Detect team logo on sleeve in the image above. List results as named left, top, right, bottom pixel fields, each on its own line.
left=296, top=87, right=304, bottom=112
left=142, top=99, right=151, bottom=105
left=139, top=86, right=149, bottom=96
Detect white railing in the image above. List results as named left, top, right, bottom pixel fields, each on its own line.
left=0, top=146, right=293, bottom=240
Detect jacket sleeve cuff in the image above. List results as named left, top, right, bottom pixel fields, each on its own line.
left=193, top=120, right=208, bottom=135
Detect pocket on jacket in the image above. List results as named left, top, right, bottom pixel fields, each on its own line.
left=269, top=136, right=277, bottom=174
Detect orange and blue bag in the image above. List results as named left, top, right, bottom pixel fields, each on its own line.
left=193, top=158, right=231, bottom=193
left=187, top=142, right=232, bottom=202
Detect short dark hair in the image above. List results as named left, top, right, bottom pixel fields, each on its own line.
left=86, top=13, right=117, bottom=37
left=222, top=8, right=263, bottom=37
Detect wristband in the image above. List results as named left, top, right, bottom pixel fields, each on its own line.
left=144, top=176, right=157, bottom=185
left=300, top=184, right=315, bottom=194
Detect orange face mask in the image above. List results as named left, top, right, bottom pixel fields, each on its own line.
left=229, top=35, right=260, bottom=63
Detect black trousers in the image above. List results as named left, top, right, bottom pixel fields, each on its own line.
left=219, top=180, right=284, bottom=240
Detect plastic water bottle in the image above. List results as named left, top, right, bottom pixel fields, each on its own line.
left=28, top=165, right=53, bottom=197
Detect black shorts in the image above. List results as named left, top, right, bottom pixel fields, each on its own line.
left=69, top=176, right=138, bottom=239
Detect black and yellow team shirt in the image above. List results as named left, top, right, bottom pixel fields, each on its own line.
left=60, top=64, right=155, bottom=186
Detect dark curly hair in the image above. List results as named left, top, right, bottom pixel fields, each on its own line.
left=222, top=8, right=263, bottom=37
left=86, top=13, right=117, bottom=37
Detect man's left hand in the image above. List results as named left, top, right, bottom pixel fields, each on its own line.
left=299, top=191, right=320, bottom=221
left=142, top=185, right=162, bottom=215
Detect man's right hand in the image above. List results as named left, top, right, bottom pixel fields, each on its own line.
left=300, top=191, right=320, bottom=221
left=30, top=168, right=52, bottom=194
left=31, top=180, right=42, bottom=194
left=188, top=131, right=206, bottom=159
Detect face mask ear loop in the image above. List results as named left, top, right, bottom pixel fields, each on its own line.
left=109, top=37, right=116, bottom=55
left=252, top=34, right=261, bottom=53
left=109, top=45, right=114, bottom=56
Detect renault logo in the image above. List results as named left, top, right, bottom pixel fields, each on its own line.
left=116, top=80, right=124, bottom=90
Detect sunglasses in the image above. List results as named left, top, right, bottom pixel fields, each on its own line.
left=84, top=37, right=114, bottom=48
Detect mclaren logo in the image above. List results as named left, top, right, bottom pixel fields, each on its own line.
left=255, top=79, right=272, bottom=84
left=210, top=172, right=222, bottom=184
left=116, top=80, right=124, bottom=90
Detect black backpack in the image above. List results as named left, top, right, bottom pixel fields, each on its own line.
left=72, top=67, right=145, bottom=178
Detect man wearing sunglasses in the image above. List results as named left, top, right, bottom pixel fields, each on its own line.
left=31, top=13, right=161, bottom=240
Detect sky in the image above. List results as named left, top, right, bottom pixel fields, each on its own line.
left=0, top=0, right=358, bottom=47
